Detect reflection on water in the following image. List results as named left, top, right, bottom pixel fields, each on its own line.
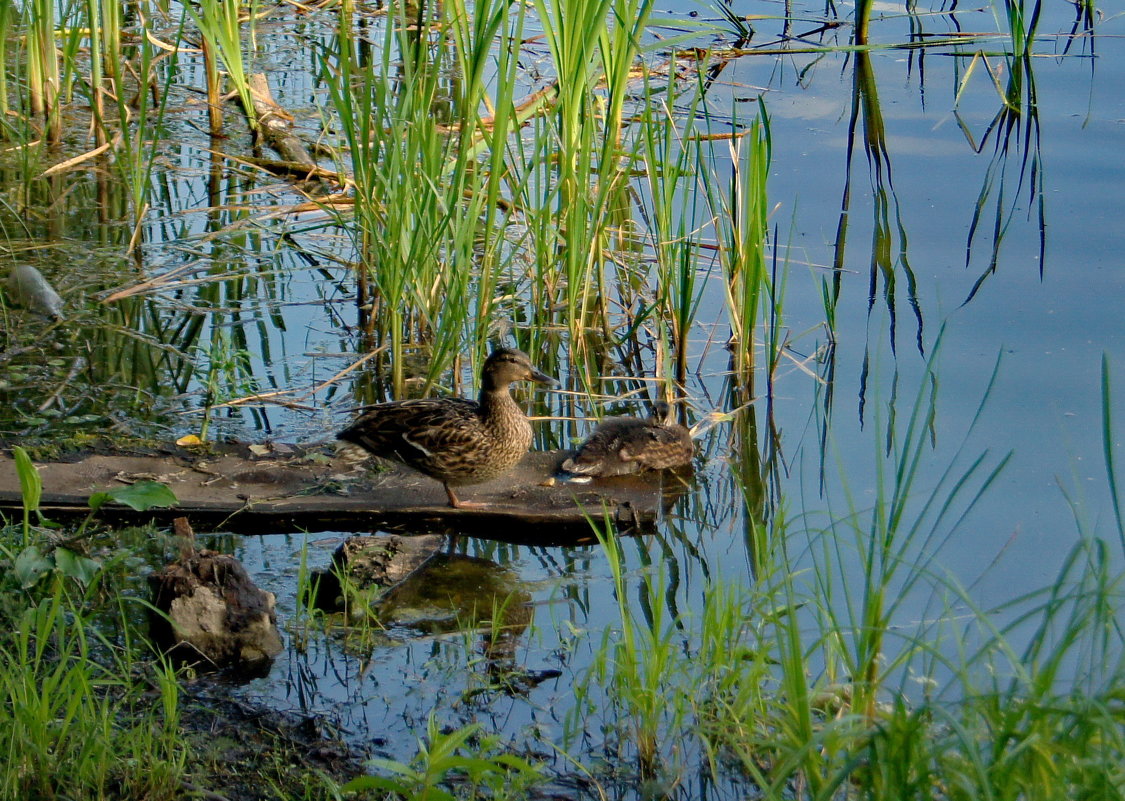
left=956, top=45, right=1045, bottom=304
left=1, top=0, right=1123, bottom=796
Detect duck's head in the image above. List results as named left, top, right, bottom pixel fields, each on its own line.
left=650, top=400, right=672, bottom=424
left=482, top=348, right=556, bottom=390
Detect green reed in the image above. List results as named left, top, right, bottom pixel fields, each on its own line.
left=25, top=0, right=62, bottom=143
left=565, top=345, right=1125, bottom=798
left=0, top=590, right=183, bottom=800
left=587, top=526, right=690, bottom=779
left=994, top=0, right=1042, bottom=60
left=851, top=530, right=1125, bottom=798
left=1102, top=356, right=1124, bottom=552
left=324, top=1, right=461, bottom=391
left=312, top=0, right=757, bottom=397
left=344, top=715, right=543, bottom=798
left=84, top=0, right=107, bottom=146
left=952, top=1, right=1046, bottom=300
left=194, top=326, right=257, bottom=441
left=704, top=107, right=771, bottom=375
left=191, top=0, right=255, bottom=134
left=0, top=0, right=12, bottom=122
left=112, top=4, right=178, bottom=236
left=527, top=0, right=658, bottom=353
left=447, top=0, right=531, bottom=360
left=77, top=0, right=124, bottom=149
left=324, top=0, right=537, bottom=392
left=100, top=0, right=121, bottom=87
left=636, top=67, right=712, bottom=386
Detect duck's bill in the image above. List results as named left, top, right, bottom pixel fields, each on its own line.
left=530, top=368, right=558, bottom=386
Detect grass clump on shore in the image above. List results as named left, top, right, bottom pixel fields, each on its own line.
left=0, top=577, right=186, bottom=800
left=0, top=447, right=185, bottom=800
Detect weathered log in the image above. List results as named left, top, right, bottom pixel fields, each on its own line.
left=0, top=445, right=692, bottom=544
left=247, top=73, right=316, bottom=168
left=306, top=533, right=444, bottom=618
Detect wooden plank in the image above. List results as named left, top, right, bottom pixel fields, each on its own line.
left=0, top=447, right=691, bottom=545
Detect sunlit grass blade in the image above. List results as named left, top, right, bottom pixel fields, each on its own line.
left=190, top=0, right=256, bottom=135
left=703, top=105, right=771, bottom=375
left=26, top=0, right=62, bottom=142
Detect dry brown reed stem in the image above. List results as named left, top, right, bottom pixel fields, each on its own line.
left=100, top=260, right=206, bottom=303
left=242, top=158, right=341, bottom=183
left=437, top=81, right=560, bottom=134
left=685, top=131, right=752, bottom=142
left=201, top=38, right=223, bottom=135
left=209, top=347, right=387, bottom=410
left=195, top=148, right=347, bottom=190
left=38, top=135, right=121, bottom=178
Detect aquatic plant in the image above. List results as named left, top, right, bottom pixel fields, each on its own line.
left=111, top=4, right=179, bottom=241
left=25, top=0, right=62, bottom=143
left=190, top=0, right=256, bottom=134
left=705, top=106, right=772, bottom=375
left=343, top=715, right=544, bottom=799
left=0, top=586, right=186, bottom=800
left=557, top=348, right=1125, bottom=799
left=0, top=456, right=186, bottom=801
left=321, top=0, right=519, bottom=392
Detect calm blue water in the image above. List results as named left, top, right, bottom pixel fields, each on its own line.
left=3, top=0, right=1122, bottom=794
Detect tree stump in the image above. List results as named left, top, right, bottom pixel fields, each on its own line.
left=148, top=545, right=283, bottom=671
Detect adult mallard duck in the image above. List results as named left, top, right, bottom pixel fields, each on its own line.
left=337, top=348, right=555, bottom=509
left=561, top=401, right=694, bottom=478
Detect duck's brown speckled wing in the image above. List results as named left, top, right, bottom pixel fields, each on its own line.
left=619, top=424, right=694, bottom=470
left=338, top=398, right=483, bottom=469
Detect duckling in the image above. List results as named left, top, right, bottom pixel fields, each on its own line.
left=337, top=349, right=554, bottom=509
left=561, top=401, right=693, bottom=478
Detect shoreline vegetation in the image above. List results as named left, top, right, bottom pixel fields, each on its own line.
left=0, top=0, right=1120, bottom=799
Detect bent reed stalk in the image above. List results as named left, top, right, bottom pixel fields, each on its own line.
left=191, top=0, right=256, bottom=134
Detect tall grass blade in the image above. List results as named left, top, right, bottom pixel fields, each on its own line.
left=190, top=0, right=256, bottom=133
left=1101, top=354, right=1124, bottom=553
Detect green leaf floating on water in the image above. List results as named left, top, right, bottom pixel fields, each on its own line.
left=88, top=481, right=179, bottom=512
